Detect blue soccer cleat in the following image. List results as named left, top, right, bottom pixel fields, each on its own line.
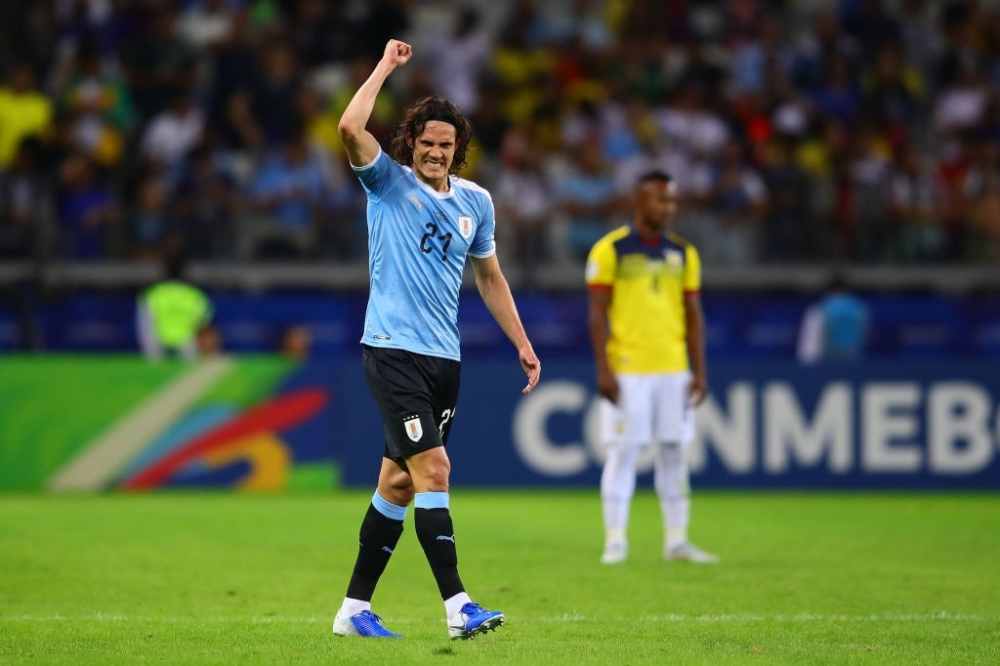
left=447, top=602, right=505, bottom=640
left=332, top=609, right=402, bottom=638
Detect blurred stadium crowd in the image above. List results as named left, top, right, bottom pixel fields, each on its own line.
left=1, top=0, right=999, bottom=270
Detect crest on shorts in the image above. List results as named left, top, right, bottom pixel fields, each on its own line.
left=458, top=215, right=475, bottom=239
left=403, top=416, right=423, bottom=442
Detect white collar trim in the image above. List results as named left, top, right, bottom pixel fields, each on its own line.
left=403, top=165, right=455, bottom=199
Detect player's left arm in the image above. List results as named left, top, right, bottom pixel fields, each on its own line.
left=684, top=244, right=708, bottom=406
left=470, top=254, right=541, bottom=394
left=684, top=291, right=708, bottom=406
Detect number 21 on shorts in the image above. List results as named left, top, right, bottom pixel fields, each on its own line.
left=438, top=408, right=456, bottom=436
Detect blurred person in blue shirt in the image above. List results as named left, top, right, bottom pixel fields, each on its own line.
left=797, top=274, right=871, bottom=363
left=246, top=126, right=327, bottom=258
left=57, top=153, right=120, bottom=259
left=558, top=139, right=621, bottom=261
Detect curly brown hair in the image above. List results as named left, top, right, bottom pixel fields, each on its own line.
left=389, top=96, right=473, bottom=174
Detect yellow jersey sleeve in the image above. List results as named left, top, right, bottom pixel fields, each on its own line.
left=585, top=238, right=617, bottom=287
left=683, top=244, right=701, bottom=292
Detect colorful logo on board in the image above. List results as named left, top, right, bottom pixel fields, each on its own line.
left=122, top=389, right=328, bottom=491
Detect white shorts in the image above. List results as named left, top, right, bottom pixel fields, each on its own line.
left=599, top=372, right=695, bottom=449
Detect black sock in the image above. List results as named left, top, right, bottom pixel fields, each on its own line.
left=415, top=507, right=465, bottom=600
left=345, top=502, right=404, bottom=601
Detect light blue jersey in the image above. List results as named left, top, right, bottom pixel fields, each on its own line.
left=352, top=148, right=496, bottom=361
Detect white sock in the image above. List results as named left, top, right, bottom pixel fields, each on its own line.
left=654, top=440, right=691, bottom=551
left=338, top=597, right=371, bottom=618
left=605, top=527, right=626, bottom=547
left=601, top=442, right=640, bottom=536
left=602, top=498, right=631, bottom=534
left=666, top=525, right=688, bottom=550
left=444, top=591, right=472, bottom=618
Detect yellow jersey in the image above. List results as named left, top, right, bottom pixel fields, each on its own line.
left=585, top=225, right=701, bottom=374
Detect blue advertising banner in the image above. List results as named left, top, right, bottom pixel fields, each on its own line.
left=5, top=290, right=1000, bottom=357
left=336, top=358, right=1000, bottom=489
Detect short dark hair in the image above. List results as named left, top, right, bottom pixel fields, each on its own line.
left=636, top=170, right=673, bottom=188
left=390, top=96, right=473, bottom=174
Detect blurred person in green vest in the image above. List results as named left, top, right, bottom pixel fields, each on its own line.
left=137, top=255, right=213, bottom=361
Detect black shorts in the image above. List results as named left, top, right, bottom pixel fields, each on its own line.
left=361, top=344, right=460, bottom=464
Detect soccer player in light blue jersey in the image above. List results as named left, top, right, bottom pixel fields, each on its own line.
left=331, top=39, right=541, bottom=640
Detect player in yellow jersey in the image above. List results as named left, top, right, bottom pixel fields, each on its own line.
left=586, top=170, right=718, bottom=565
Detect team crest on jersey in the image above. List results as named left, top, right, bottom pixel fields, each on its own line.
left=665, top=249, right=683, bottom=267
left=403, top=416, right=423, bottom=442
left=408, top=193, right=423, bottom=210
left=458, top=215, right=474, bottom=239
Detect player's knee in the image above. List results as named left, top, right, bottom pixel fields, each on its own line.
left=607, top=441, right=642, bottom=469
left=374, top=461, right=407, bottom=499
left=601, top=487, right=636, bottom=502
left=377, top=472, right=413, bottom=506
left=423, top=460, right=450, bottom=490
left=660, top=441, right=685, bottom=467
left=407, top=447, right=451, bottom=491
left=388, top=477, right=414, bottom=505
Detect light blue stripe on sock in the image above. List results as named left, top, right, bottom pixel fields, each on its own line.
left=414, top=491, right=449, bottom=510
left=372, top=491, right=406, bottom=521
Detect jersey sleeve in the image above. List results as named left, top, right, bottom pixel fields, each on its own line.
left=351, top=147, right=397, bottom=198
left=683, top=244, right=701, bottom=292
left=585, top=239, right=616, bottom=287
left=469, top=193, right=496, bottom=258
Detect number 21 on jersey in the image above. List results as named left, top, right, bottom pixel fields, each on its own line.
left=420, top=222, right=452, bottom=262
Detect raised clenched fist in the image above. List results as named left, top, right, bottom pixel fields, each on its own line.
left=382, top=39, right=412, bottom=67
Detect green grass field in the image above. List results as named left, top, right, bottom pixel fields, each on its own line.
left=1, top=492, right=998, bottom=665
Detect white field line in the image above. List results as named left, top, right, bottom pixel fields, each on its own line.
left=0, top=612, right=993, bottom=625
left=47, top=358, right=233, bottom=492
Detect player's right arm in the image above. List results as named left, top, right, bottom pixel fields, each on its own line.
left=588, top=286, right=618, bottom=404
left=586, top=239, right=619, bottom=404
left=337, top=39, right=412, bottom=167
